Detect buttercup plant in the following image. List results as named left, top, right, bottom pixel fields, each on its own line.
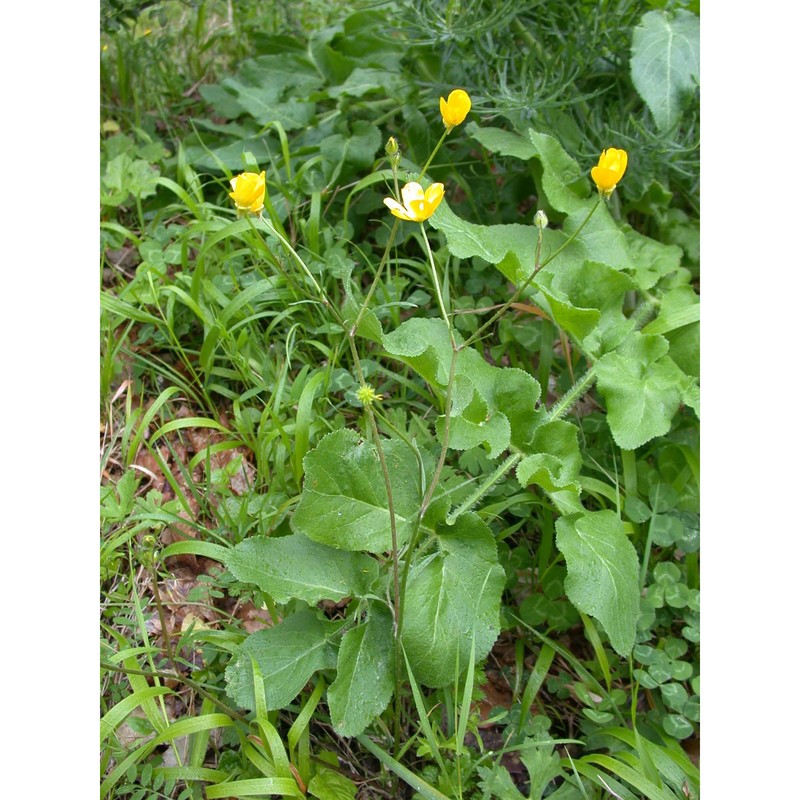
left=102, top=9, right=700, bottom=799
left=190, top=72, right=698, bottom=797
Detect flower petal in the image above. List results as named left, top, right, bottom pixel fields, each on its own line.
left=384, top=197, right=414, bottom=221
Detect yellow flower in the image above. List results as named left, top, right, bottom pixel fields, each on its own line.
left=384, top=181, right=445, bottom=222
left=439, top=89, right=471, bottom=131
left=229, top=170, right=266, bottom=215
left=591, top=148, right=628, bottom=198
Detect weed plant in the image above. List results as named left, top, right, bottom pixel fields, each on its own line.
left=101, top=2, right=700, bottom=798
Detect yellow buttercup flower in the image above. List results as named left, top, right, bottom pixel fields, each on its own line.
left=384, top=181, right=445, bottom=222
left=439, top=89, right=471, bottom=131
left=229, top=170, right=266, bottom=215
left=591, top=148, right=628, bottom=198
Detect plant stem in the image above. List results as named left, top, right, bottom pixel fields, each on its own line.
left=100, top=661, right=250, bottom=724
left=418, top=128, right=449, bottom=182
left=461, top=199, right=602, bottom=350
left=350, top=218, right=400, bottom=337
left=420, top=223, right=455, bottom=348
left=446, top=451, right=523, bottom=525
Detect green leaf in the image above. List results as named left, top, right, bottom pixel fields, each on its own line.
left=516, top=420, right=582, bottom=495
left=662, top=713, right=694, bottom=739
left=630, top=9, right=700, bottom=132
left=382, top=318, right=541, bottom=456
left=402, top=514, right=505, bottom=687
left=328, top=67, right=399, bottom=98
left=624, top=226, right=684, bottom=291
left=660, top=682, right=688, bottom=712
left=624, top=496, right=652, bottom=524
left=225, top=610, right=338, bottom=710
left=477, top=764, right=526, bottom=800
left=327, top=604, right=395, bottom=736
left=595, top=333, right=688, bottom=449
left=535, top=260, right=635, bottom=355
left=555, top=510, right=640, bottom=656
left=307, top=768, right=357, bottom=800
left=429, top=200, right=536, bottom=286
left=291, top=429, right=423, bottom=553
left=519, top=738, right=563, bottom=800
left=225, top=534, right=378, bottom=605
left=320, top=121, right=381, bottom=169
left=468, top=124, right=590, bottom=214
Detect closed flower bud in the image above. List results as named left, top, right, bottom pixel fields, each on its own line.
left=229, top=170, right=266, bottom=215
left=385, top=136, right=399, bottom=156
left=534, top=210, right=549, bottom=229
left=439, top=89, right=471, bottom=131
left=591, top=148, right=628, bottom=198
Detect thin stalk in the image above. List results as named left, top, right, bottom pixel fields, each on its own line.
left=420, top=223, right=455, bottom=347
left=100, top=661, right=250, bottom=724
left=418, top=128, right=449, bottom=182
left=349, top=218, right=400, bottom=336
left=247, top=216, right=346, bottom=329
left=462, top=200, right=601, bottom=351
left=148, top=560, right=177, bottom=670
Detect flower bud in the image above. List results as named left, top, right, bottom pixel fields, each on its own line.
left=356, top=384, right=384, bottom=406
left=534, top=210, right=549, bottom=229
left=385, top=136, right=399, bottom=156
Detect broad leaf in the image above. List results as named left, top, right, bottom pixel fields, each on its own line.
left=225, top=534, right=379, bottom=605
left=225, top=610, right=338, bottom=710
left=292, top=429, right=423, bottom=553
left=535, top=260, right=635, bottom=356
left=383, top=317, right=541, bottom=456
left=630, top=9, right=700, bottom=132
left=516, top=419, right=582, bottom=496
left=555, top=511, right=640, bottom=656
left=328, top=603, right=395, bottom=736
left=430, top=200, right=536, bottom=286
left=402, top=514, right=505, bottom=687
left=595, top=333, right=689, bottom=449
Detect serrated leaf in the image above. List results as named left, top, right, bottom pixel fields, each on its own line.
left=519, top=739, right=562, bottom=800
left=555, top=510, right=640, bottom=656
left=631, top=9, right=700, bottom=132
left=477, top=764, right=526, bottom=800
left=624, top=225, right=684, bottom=291
left=327, top=604, right=395, bottom=736
left=225, top=534, right=378, bottom=605
left=225, top=610, right=338, bottom=710
left=291, top=429, right=423, bottom=553
left=402, top=514, right=505, bottom=687
left=535, top=260, right=635, bottom=355
left=429, top=200, right=536, bottom=285
left=595, top=333, right=688, bottom=449
left=516, top=420, right=582, bottom=495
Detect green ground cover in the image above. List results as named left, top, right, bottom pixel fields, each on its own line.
left=100, top=2, right=700, bottom=797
